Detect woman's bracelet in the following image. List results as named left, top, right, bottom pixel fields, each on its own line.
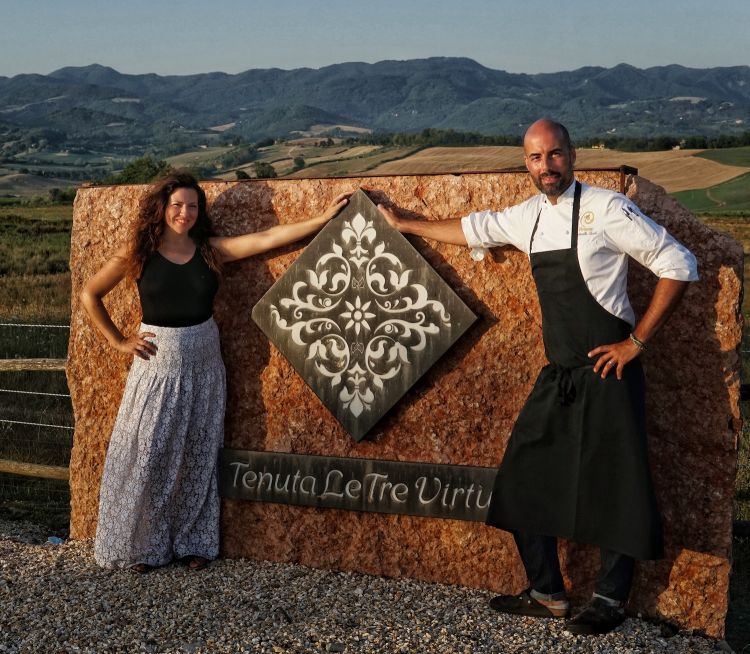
left=629, top=333, right=648, bottom=352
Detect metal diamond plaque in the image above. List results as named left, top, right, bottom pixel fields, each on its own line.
left=251, top=189, right=477, bottom=441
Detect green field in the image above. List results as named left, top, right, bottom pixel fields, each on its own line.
left=696, top=146, right=750, bottom=168
left=672, top=171, right=750, bottom=214
left=682, top=146, right=750, bottom=214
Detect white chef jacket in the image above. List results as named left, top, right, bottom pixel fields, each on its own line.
left=461, top=180, right=698, bottom=327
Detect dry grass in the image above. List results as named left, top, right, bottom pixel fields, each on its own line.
left=166, top=146, right=233, bottom=168
left=371, top=147, right=750, bottom=194
left=371, top=146, right=525, bottom=175
left=0, top=204, right=72, bottom=324
left=272, top=158, right=294, bottom=173
left=0, top=273, right=71, bottom=324
left=300, top=145, right=382, bottom=166
left=576, top=149, right=749, bottom=192
left=286, top=147, right=419, bottom=178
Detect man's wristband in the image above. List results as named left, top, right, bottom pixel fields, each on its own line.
left=629, top=333, right=647, bottom=352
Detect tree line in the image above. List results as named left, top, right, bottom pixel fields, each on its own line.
left=349, top=128, right=750, bottom=152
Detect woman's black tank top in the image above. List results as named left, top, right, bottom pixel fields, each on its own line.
left=137, top=250, right=219, bottom=327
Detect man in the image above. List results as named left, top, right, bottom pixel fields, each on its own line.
left=377, top=119, right=697, bottom=636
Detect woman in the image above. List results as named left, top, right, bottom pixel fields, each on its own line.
left=81, top=170, right=348, bottom=572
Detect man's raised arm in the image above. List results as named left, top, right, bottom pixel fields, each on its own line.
left=377, top=203, right=468, bottom=245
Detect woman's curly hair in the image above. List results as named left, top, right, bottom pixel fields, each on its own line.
left=125, top=170, right=222, bottom=279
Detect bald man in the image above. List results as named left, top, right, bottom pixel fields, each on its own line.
left=378, top=119, right=697, bottom=636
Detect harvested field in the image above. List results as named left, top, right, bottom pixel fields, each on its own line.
left=371, top=146, right=525, bottom=175
left=273, top=146, right=384, bottom=174
left=285, top=147, right=419, bottom=178
left=371, top=147, right=750, bottom=194
left=303, top=145, right=381, bottom=163
left=272, top=158, right=294, bottom=173
left=166, top=146, right=232, bottom=168
left=576, top=149, right=749, bottom=192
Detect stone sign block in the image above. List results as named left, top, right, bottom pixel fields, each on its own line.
left=67, top=172, right=742, bottom=638
left=220, top=449, right=496, bottom=521
left=251, top=190, right=477, bottom=440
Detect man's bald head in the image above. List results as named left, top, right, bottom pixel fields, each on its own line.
left=524, top=119, right=573, bottom=151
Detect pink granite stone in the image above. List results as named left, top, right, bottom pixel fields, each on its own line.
left=67, top=171, right=741, bottom=638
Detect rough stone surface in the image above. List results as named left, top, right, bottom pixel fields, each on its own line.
left=66, top=171, right=742, bottom=639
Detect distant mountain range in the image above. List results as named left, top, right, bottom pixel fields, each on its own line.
left=1, top=58, right=749, bottom=150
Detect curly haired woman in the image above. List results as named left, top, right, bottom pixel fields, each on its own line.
left=81, top=170, right=348, bottom=572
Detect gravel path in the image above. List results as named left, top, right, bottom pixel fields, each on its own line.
left=0, top=520, right=731, bottom=654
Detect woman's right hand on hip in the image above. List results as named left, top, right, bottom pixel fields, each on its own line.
left=116, top=331, right=158, bottom=360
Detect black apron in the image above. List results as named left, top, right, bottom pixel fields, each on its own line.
left=485, top=182, right=663, bottom=561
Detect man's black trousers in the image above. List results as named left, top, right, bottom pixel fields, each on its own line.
left=513, top=532, right=635, bottom=602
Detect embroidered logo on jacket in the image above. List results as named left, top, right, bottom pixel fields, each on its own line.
left=621, top=205, right=640, bottom=221
left=578, top=210, right=595, bottom=235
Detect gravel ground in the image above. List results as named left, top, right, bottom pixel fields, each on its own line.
left=0, top=520, right=732, bottom=654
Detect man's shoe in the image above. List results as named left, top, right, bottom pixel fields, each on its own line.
left=489, top=589, right=569, bottom=618
left=564, top=598, right=626, bottom=635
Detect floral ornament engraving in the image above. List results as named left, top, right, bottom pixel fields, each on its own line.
left=269, top=212, right=451, bottom=418
left=342, top=212, right=376, bottom=267
left=341, top=296, right=375, bottom=336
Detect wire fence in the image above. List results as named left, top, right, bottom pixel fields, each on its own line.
left=0, top=322, right=70, bottom=359
left=0, top=323, right=73, bottom=524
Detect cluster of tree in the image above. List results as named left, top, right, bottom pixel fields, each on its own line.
left=576, top=132, right=750, bottom=151
left=350, top=128, right=522, bottom=148
left=188, top=138, right=275, bottom=178
left=99, top=156, right=172, bottom=185
left=215, top=144, right=258, bottom=169
left=232, top=162, right=278, bottom=179
left=347, top=128, right=750, bottom=152
left=252, top=161, right=277, bottom=178
left=48, top=187, right=77, bottom=203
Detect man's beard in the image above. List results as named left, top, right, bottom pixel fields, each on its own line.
left=531, top=171, right=572, bottom=198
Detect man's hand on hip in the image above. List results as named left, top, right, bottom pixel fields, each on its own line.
left=588, top=339, right=642, bottom=380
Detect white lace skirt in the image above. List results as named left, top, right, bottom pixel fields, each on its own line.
left=94, top=318, right=226, bottom=569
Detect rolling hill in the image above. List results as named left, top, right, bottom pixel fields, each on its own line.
left=1, top=59, right=749, bottom=151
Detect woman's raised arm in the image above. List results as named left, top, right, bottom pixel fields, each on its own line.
left=210, top=192, right=351, bottom=263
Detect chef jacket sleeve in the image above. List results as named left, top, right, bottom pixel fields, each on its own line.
left=602, top=195, right=698, bottom=281
left=460, top=203, right=530, bottom=253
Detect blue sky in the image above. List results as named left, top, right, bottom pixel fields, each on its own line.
left=3, top=0, right=748, bottom=77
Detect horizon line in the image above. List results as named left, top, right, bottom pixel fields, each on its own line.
left=3, top=58, right=749, bottom=80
